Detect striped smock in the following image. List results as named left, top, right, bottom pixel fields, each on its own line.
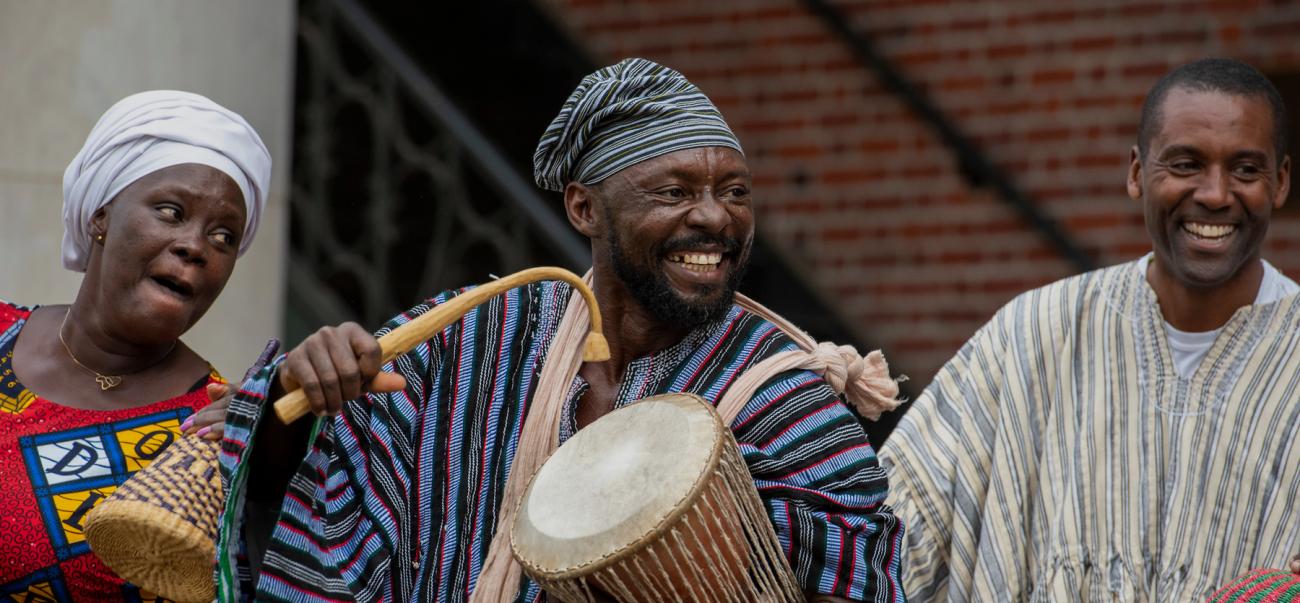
left=218, top=281, right=905, bottom=602
left=881, top=261, right=1300, bottom=602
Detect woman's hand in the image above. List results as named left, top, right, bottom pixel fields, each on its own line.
left=181, top=382, right=235, bottom=441
left=1289, top=553, right=1300, bottom=575
left=182, top=338, right=283, bottom=441
left=277, top=322, right=406, bottom=417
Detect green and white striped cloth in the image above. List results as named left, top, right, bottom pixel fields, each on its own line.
left=533, top=57, right=742, bottom=191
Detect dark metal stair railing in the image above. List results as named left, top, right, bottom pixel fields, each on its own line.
left=287, top=0, right=589, bottom=339
left=804, top=0, right=1097, bottom=273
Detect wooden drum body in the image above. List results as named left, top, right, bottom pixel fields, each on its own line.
left=511, top=393, right=801, bottom=602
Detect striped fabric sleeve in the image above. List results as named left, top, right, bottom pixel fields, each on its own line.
left=275, top=292, right=459, bottom=602
left=732, top=368, right=906, bottom=603
left=220, top=292, right=458, bottom=602
left=879, top=306, right=1013, bottom=602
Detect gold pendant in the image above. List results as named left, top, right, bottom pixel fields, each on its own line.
left=96, top=375, right=122, bottom=390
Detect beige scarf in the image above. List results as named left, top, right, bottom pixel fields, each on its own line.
left=470, top=283, right=901, bottom=601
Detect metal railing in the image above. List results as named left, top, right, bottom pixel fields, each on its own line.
left=287, top=0, right=587, bottom=337
left=804, top=0, right=1097, bottom=273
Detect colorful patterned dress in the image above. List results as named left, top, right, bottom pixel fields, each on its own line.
left=0, top=301, right=220, bottom=602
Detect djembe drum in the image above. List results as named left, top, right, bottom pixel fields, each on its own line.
left=511, top=393, right=803, bottom=602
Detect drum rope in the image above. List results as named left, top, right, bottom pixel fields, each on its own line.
left=727, top=293, right=901, bottom=421
left=669, top=526, right=714, bottom=601
left=698, top=485, right=749, bottom=602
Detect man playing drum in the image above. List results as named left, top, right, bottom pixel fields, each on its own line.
left=216, top=58, right=906, bottom=602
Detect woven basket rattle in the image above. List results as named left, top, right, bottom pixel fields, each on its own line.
left=512, top=393, right=803, bottom=602
left=85, top=434, right=222, bottom=603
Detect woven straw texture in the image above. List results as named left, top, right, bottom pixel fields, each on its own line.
left=85, top=434, right=223, bottom=603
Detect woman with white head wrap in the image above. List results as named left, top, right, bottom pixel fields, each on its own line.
left=0, top=90, right=275, bottom=602
left=62, top=89, right=271, bottom=271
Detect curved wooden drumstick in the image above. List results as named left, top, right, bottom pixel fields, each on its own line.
left=274, top=267, right=609, bottom=424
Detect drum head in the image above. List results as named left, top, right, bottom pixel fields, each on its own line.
left=512, top=393, right=724, bottom=577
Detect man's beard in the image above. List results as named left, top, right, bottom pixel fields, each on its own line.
left=608, top=228, right=749, bottom=328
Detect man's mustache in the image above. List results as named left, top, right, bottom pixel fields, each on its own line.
left=659, top=234, right=743, bottom=256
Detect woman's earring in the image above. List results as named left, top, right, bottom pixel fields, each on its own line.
left=95, top=234, right=104, bottom=242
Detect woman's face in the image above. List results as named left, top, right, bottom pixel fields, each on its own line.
left=87, top=163, right=247, bottom=343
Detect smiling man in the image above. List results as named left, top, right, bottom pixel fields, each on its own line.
left=881, top=58, right=1300, bottom=602
left=215, top=58, right=905, bottom=602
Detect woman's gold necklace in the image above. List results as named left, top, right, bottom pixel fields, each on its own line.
left=58, top=310, right=176, bottom=391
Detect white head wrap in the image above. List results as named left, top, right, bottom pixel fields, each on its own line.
left=61, top=90, right=272, bottom=272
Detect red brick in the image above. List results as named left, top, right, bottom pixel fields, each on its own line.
left=1025, top=9, right=1078, bottom=25
left=1065, top=214, right=1127, bottom=230
left=988, top=100, right=1036, bottom=115
left=776, top=144, right=823, bottom=159
left=1117, top=3, right=1167, bottom=17
left=737, top=117, right=807, bottom=132
left=1076, top=153, right=1128, bottom=168
left=1153, top=29, right=1208, bottom=45
left=772, top=89, right=820, bottom=103
left=822, top=227, right=863, bottom=242
left=1071, top=36, right=1118, bottom=51
left=821, top=168, right=889, bottom=184
left=1026, top=127, right=1071, bottom=142
left=940, top=75, right=987, bottom=92
left=1032, top=68, right=1076, bottom=85
left=895, top=49, right=945, bottom=67
left=781, top=200, right=824, bottom=215
left=938, top=251, right=983, bottom=264
left=1255, top=19, right=1300, bottom=37
left=950, top=17, right=991, bottom=32
left=1121, top=62, right=1170, bottom=79
left=860, top=138, right=902, bottom=153
left=1072, top=95, right=1124, bottom=109
left=987, top=43, right=1030, bottom=59
left=901, top=165, right=944, bottom=179
left=820, top=113, right=861, bottom=127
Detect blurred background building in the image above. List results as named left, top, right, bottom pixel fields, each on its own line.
left=4, top=0, right=1298, bottom=442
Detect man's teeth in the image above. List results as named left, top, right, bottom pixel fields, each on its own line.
left=669, top=252, right=722, bottom=272
left=1183, top=222, right=1236, bottom=239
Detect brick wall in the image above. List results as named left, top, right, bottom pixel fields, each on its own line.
left=538, top=0, right=1300, bottom=386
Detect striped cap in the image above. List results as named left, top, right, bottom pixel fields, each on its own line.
left=1209, top=569, right=1300, bottom=602
left=533, top=58, right=743, bottom=192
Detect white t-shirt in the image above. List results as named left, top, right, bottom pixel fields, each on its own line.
left=1139, top=253, right=1300, bottom=377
